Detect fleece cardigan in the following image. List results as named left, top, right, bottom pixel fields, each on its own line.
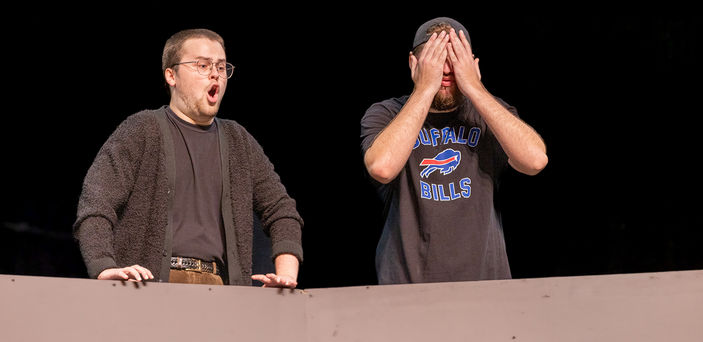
left=73, top=106, right=303, bottom=285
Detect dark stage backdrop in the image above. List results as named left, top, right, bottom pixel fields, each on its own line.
left=3, top=6, right=702, bottom=288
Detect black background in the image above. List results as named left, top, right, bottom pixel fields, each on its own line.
left=2, top=5, right=702, bottom=288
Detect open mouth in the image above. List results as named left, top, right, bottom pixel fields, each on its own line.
left=207, top=84, right=219, bottom=103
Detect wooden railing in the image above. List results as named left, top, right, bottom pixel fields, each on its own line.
left=2, top=270, right=702, bottom=341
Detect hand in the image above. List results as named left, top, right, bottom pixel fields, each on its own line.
left=410, top=30, right=450, bottom=95
left=447, top=28, right=483, bottom=96
left=97, top=265, right=154, bottom=282
left=251, top=273, right=298, bottom=289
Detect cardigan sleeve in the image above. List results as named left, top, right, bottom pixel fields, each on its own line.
left=243, top=129, right=304, bottom=263
left=72, top=113, right=148, bottom=278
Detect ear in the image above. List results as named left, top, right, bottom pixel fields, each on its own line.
left=164, top=68, right=177, bottom=87
left=408, top=51, right=418, bottom=80
left=474, top=57, right=481, bottom=81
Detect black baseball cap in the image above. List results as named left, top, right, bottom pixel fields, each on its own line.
left=412, top=17, right=471, bottom=50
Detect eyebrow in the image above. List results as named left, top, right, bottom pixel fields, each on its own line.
left=194, top=56, right=227, bottom=62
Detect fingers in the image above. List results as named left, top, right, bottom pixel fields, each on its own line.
left=438, top=41, right=449, bottom=64
left=130, top=265, right=154, bottom=281
left=419, top=31, right=449, bottom=62
left=448, top=29, right=469, bottom=60
left=448, top=28, right=480, bottom=77
left=123, top=265, right=153, bottom=282
left=448, top=29, right=471, bottom=52
left=447, top=41, right=459, bottom=65
left=251, top=274, right=270, bottom=284
left=419, top=29, right=473, bottom=67
left=117, top=270, right=130, bottom=280
left=98, top=265, right=154, bottom=282
left=417, top=32, right=438, bottom=60
left=427, top=31, right=450, bottom=62
left=251, top=273, right=298, bottom=289
left=458, top=29, right=473, bottom=55
left=124, top=266, right=143, bottom=281
left=251, top=273, right=276, bottom=287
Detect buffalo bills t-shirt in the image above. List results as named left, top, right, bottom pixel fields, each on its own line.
left=360, top=95, right=516, bottom=284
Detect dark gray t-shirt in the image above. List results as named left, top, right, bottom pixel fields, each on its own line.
left=166, top=107, right=225, bottom=266
left=360, top=96, right=515, bottom=284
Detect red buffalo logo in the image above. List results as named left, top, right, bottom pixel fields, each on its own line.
left=419, top=148, right=461, bottom=178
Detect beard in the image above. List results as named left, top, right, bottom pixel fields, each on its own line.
left=431, top=86, right=464, bottom=111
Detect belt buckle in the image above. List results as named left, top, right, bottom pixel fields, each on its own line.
left=185, top=258, right=203, bottom=273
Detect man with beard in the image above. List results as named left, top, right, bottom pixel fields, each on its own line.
left=74, top=29, right=302, bottom=288
left=360, top=17, right=548, bottom=284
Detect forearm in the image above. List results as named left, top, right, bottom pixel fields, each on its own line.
left=469, top=89, right=548, bottom=175
left=364, top=88, right=434, bottom=183
left=75, top=216, right=118, bottom=278
left=269, top=218, right=303, bottom=264
left=447, top=28, right=547, bottom=175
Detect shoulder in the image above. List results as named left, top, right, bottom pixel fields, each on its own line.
left=214, top=116, right=245, bottom=131
left=215, top=117, right=263, bottom=153
left=114, top=107, right=164, bottom=134
left=364, top=96, right=409, bottom=117
left=215, top=117, right=250, bottom=140
left=361, top=95, right=409, bottom=127
left=99, top=107, right=167, bottom=155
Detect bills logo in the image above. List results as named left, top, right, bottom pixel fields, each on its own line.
left=420, top=148, right=461, bottom=178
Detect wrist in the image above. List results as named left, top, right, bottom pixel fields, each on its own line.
left=413, top=81, right=440, bottom=95
left=274, top=253, right=299, bottom=279
left=410, top=86, right=437, bottom=105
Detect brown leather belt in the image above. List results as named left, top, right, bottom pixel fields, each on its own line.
left=170, top=257, right=221, bottom=275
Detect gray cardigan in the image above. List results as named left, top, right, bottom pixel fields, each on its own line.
left=73, top=106, right=303, bottom=285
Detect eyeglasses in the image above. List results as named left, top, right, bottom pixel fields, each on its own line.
left=171, top=59, right=235, bottom=79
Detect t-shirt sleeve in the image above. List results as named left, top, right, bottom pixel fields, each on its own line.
left=359, top=99, right=404, bottom=204
left=496, top=96, right=519, bottom=118
left=360, top=101, right=400, bottom=155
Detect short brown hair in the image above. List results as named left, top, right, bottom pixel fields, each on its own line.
left=161, top=28, right=226, bottom=74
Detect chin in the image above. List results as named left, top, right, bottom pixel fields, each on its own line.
left=199, top=103, right=221, bottom=118
left=432, top=91, right=463, bottom=111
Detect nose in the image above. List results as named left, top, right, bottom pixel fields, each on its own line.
left=443, top=59, right=453, bottom=74
left=208, top=64, right=220, bottom=80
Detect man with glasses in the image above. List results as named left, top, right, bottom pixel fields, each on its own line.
left=360, top=17, right=548, bottom=284
left=74, top=29, right=302, bottom=287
